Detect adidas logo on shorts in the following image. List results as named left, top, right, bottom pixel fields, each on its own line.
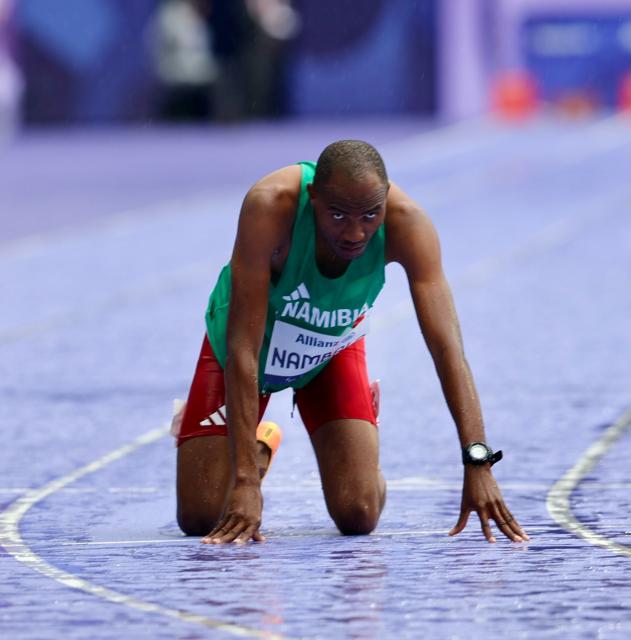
left=200, top=405, right=226, bottom=426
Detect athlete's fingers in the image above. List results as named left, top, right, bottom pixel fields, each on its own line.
left=211, top=520, right=248, bottom=544
left=515, top=520, right=530, bottom=541
left=478, top=512, right=496, bottom=543
left=495, top=518, right=523, bottom=542
left=504, top=508, right=529, bottom=541
left=252, top=530, right=266, bottom=542
left=495, top=508, right=530, bottom=542
left=234, top=533, right=251, bottom=544
left=448, top=508, right=470, bottom=536
left=235, top=525, right=264, bottom=544
left=490, top=505, right=522, bottom=542
left=202, top=515, right=237, bottom=544
left=493, top=505, right=530, bottom=542
left=205, top=514, right=233, bottom=539
left=206, top=515, right=235, bottom=538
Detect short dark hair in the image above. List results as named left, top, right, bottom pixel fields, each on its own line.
left=313, top=140, right=388, bottom=191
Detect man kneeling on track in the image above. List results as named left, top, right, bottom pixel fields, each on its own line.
left=173, top=140, right=529, bottom=545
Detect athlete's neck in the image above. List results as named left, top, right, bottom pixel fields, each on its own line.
left=315, top=234, right=351, bottom=279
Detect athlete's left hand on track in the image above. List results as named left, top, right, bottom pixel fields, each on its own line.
left=448, top=465, right=530, bottom=543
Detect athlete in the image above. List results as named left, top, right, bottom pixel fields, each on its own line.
left=174, top=140, right=529, bottom=545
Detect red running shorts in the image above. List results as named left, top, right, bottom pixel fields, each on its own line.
left=176, top=334, right=377, bottom=446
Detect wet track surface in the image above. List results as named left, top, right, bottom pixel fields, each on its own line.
left=1, top=116, right=630, bottom=638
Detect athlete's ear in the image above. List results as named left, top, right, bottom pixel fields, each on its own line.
left=306, top=182, right=315, bottom=199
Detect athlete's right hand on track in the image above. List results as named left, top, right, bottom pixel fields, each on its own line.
left=202, top=481, right=265, bottom=544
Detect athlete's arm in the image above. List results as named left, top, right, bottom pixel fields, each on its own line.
left=205, top=166, right=299, bottom=544
left=385, top=183, right=529, bottom=544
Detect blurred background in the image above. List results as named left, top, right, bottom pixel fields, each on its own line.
left=0, top=0, right=629, bottom=243
left=0, top=0, right=629, bottom=133
left=1, top=0, right=629, bottom=246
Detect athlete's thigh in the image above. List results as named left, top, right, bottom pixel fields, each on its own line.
left=310, top=418, right=381, bottom=496
left=176, top=435, right=232, bottom=531
left=295, top=338, right=376, bottom=435
left=310, top=419, right=384, bottom=536
left=297, top=339, right=382, bottom=503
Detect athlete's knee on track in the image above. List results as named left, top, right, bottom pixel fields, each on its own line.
left=330, top=490, right=383, bottom=536
left=177, top=505, right=222, bottom=537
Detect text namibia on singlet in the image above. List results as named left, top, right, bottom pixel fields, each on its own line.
left=279, top=282, right=369, bottom=330
left=280, top=299, right=369, bottom=329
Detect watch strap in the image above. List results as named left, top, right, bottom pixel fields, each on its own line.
left=489, top=449, right=503, bottom=466
left=462, top=443, right=503, bottom=466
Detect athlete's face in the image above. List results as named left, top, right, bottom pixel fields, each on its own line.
left=308, top=170, right=388, bottom=261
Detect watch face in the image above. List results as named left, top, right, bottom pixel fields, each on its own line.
left=469, top=443, right=489, bottom=461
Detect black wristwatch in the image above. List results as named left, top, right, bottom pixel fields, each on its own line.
left=462, top=442, right=503, bottom=466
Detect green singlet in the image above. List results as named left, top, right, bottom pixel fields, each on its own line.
left=205, top=161, right=385, bottom=393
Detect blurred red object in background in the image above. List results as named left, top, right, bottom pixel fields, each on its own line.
left=617, top=71, right=631, bottom=111
left=491, top=70, right=539, bottom=119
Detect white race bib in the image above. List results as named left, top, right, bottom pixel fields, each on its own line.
left=263, top=313, right=370, bottom=387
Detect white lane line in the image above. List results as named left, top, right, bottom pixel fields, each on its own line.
left=546, top=408, right=631, bottom=558
left=53, top=522, right=631, bottom=547
left=57, top=538, right=188, bottom=546
left=56, top=530, right=448, bottom=545
left=0, top=426, right=285, bottom=640
left=0, top=487, right=160, bottom=494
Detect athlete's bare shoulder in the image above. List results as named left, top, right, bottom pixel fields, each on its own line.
left=244, top=164, right=302, bottom=222
left=384, top=181, right=440, bottom=272
left=235, top=164, right=302, bottom=274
